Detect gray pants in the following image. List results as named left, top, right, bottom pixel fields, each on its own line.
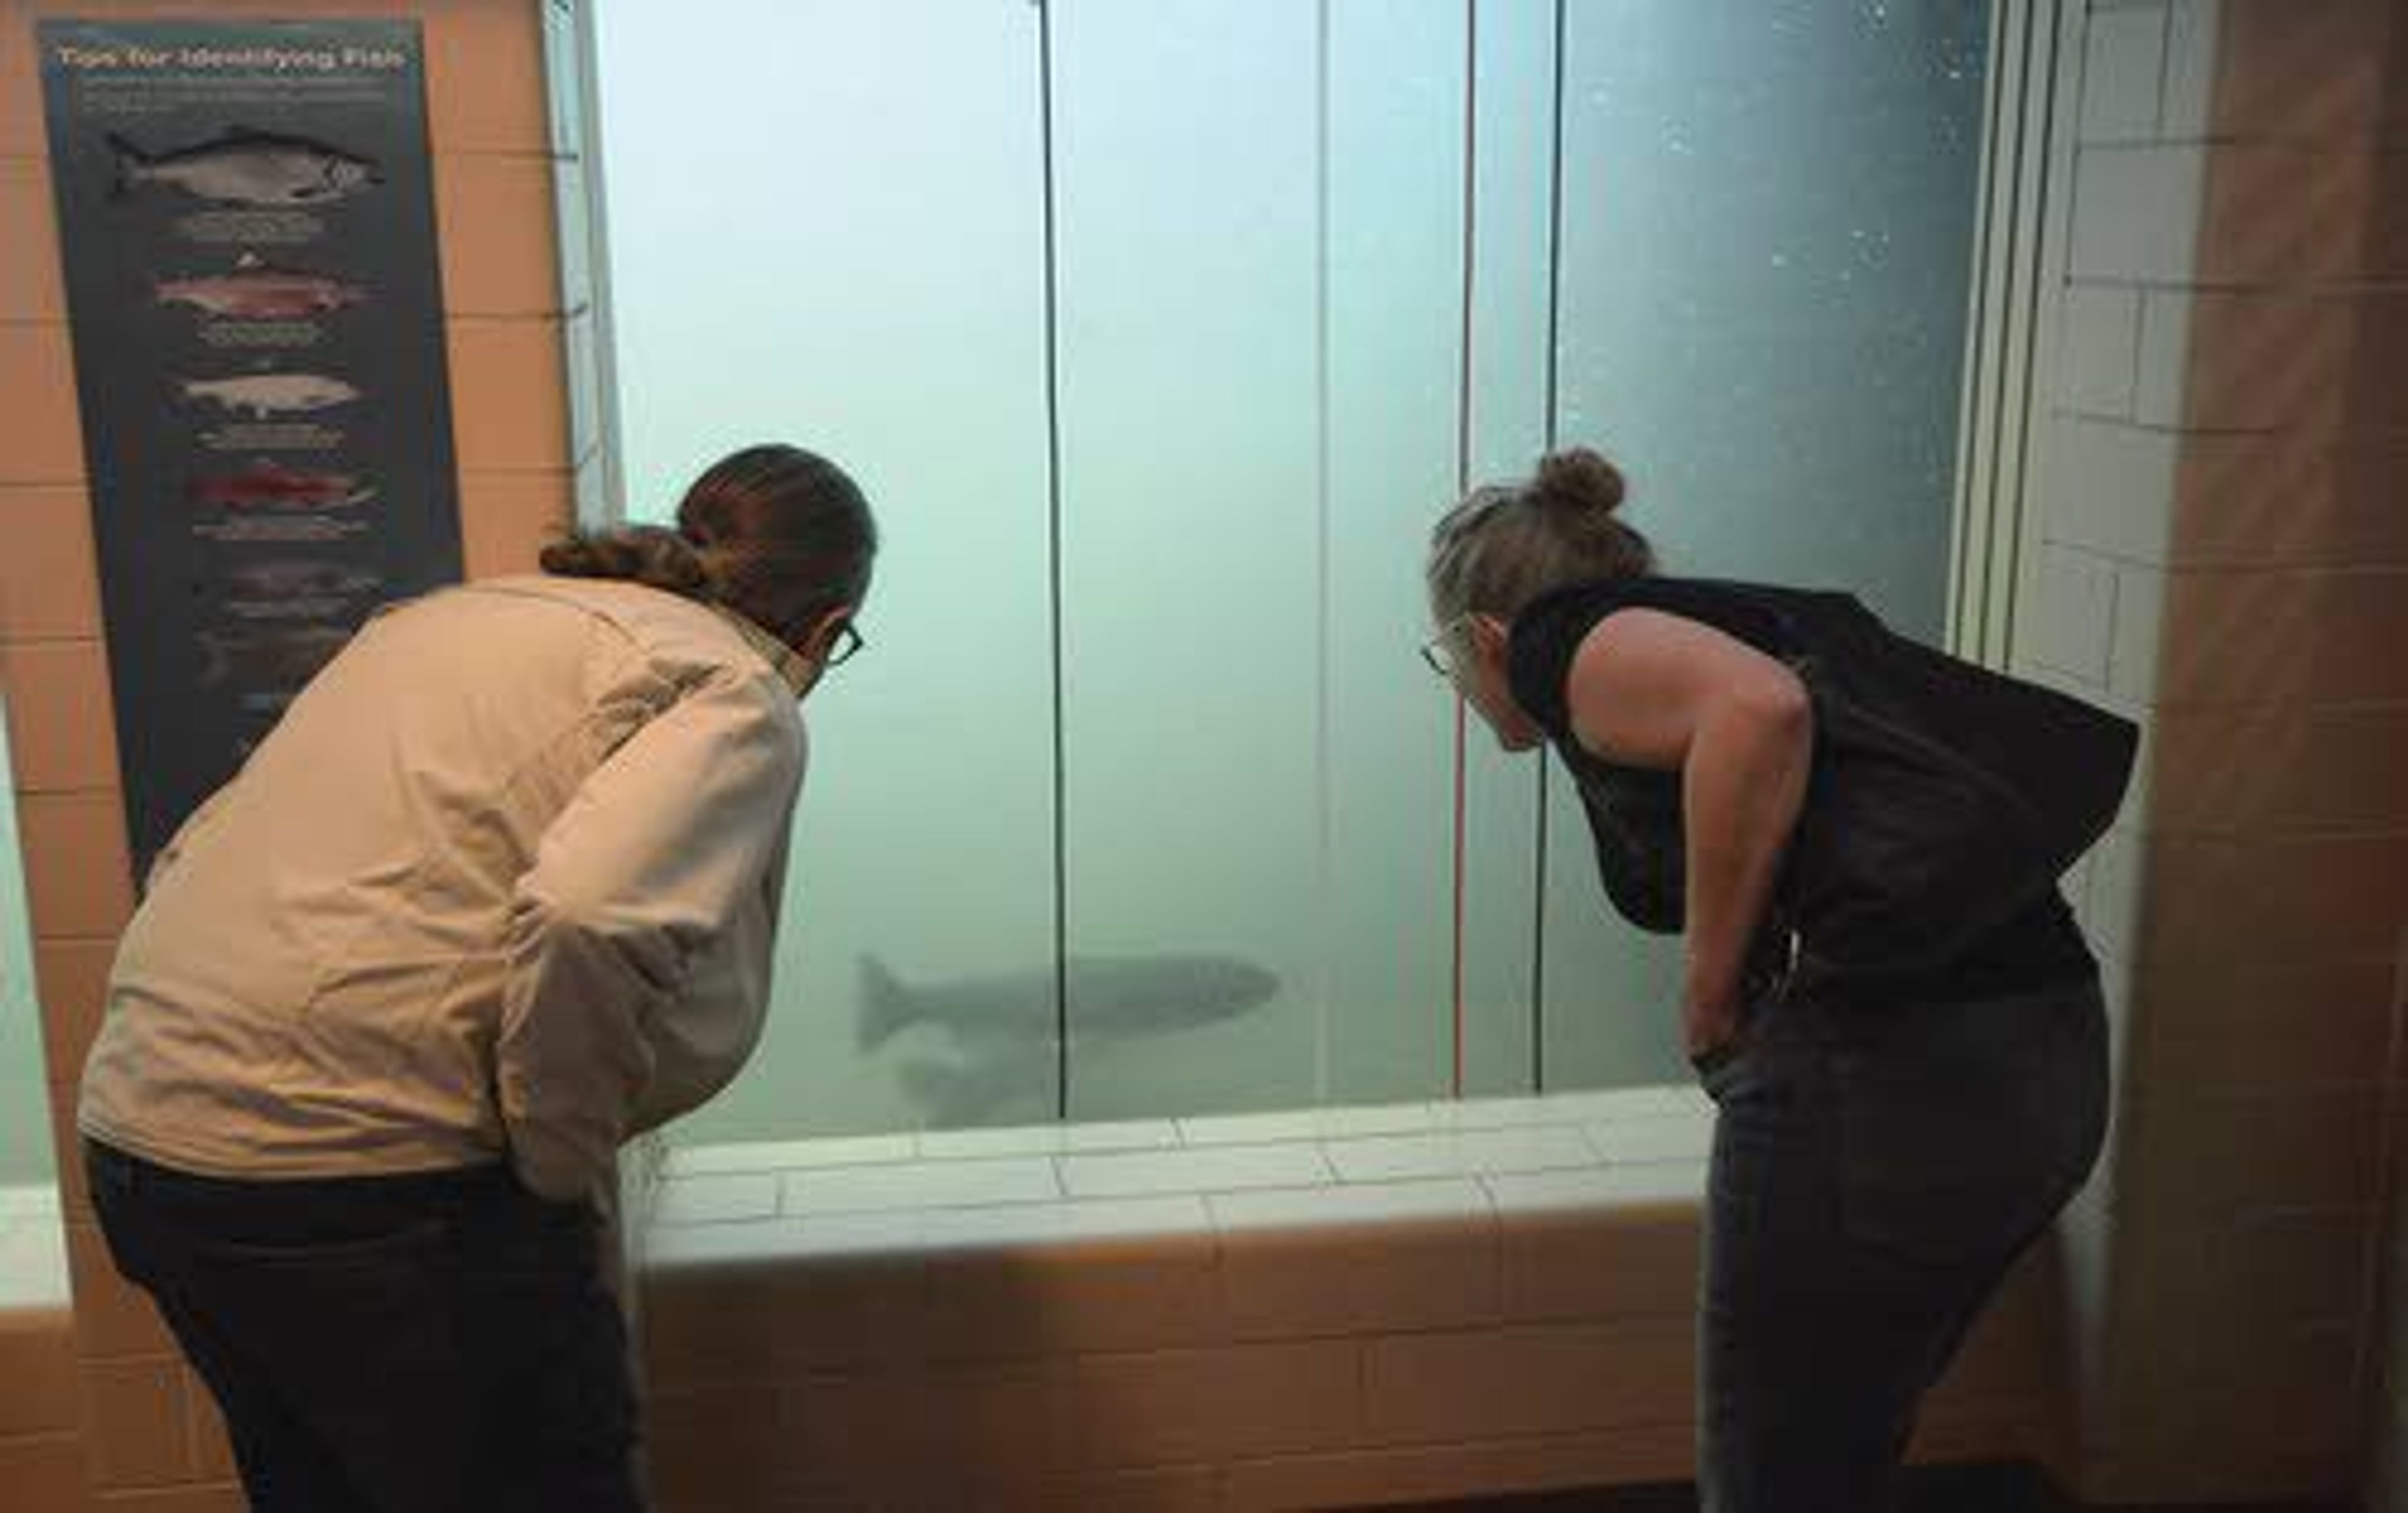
left=1697, top=977, right=2108, bottom=1512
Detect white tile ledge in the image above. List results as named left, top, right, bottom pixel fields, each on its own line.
left=646, top=1090, right=1711, bottom=1271
left=0, top=1186, right=70, bottom=1312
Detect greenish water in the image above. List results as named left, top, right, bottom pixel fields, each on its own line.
left=0, top=709, right=56, bottom=1184
left=588, top=0, right=1988, bottom=1145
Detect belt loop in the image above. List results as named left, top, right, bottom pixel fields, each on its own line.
left=1770, top=926, right=1802, bottom=1008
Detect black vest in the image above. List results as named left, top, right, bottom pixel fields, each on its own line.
left=1508, top=576, right=2138, bottom=988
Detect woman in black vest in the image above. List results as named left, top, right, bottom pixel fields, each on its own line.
left=1423, top=448, right=2118, bottom=1512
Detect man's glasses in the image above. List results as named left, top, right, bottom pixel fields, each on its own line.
left=823, top=620, right=865, bottom=669
left=761, top=618, right=863, bottom=695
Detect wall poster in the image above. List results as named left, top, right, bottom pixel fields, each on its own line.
left=38, top=19, right=463, bottom=875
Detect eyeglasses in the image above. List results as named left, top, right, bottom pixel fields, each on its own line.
left=823, top=620, right=865, bottom=669
left=1419, top=616, right=1471, bottom=681
left=758, top=619, right=863, bottom=696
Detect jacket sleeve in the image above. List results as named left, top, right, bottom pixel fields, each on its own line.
left=496, top=667, right=805, bottom=1202
left=625, top=817, right=793, bottom=1137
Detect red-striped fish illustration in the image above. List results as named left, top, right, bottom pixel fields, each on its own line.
left=187, top=462, right=375, bottom=511
left=157, top=255, right=366, bottom=320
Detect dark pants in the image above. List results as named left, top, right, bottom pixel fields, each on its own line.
left=87, top=1142, right=643, bottom=1513
left=1697, top=977, right=2108, bottom=1512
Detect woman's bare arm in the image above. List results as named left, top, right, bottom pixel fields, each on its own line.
left=1561, top=607, right=1813, bottom=1057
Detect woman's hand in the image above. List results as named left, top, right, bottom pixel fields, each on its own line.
left=1682, top=979, right=1748, bottom=1065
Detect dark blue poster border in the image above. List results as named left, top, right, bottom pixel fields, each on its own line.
left=36, top=19, right=463, bottom=876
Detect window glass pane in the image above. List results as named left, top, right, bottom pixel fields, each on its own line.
left=592, top=2, right=1992, bottom=1137
left=1539, top=1, right=1991, bottom=1088
left=596, top=0, right=1056, bottom=1136
left=1459, top=0, right=1560, bottom=1097
left=1307, top=0, right=1464, bottom=1106
left=1052, top=1, right=1327, bottom=1118
left=0, top=709, right=53, bottom=1185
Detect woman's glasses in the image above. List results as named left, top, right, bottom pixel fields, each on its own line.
left=1419, top=616, right=1471, bottom=681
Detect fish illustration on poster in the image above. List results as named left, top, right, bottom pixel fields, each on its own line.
left=158, top=254, right=369, bottom=321
left=38, top=21, right=463, bottom=878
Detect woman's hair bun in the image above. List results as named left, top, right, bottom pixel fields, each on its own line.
left=1530, top=447, right=1627, bottom=517
left=537, top=525, right=714, bottom=599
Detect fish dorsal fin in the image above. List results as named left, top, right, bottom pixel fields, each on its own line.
left=208, top=125, right=354, bottom=160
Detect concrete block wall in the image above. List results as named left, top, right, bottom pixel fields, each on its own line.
left=0, top=1305, right=84, bottom=1513
left=2022, top=0, right=2408, bottom=1502
left=0, top=1, right=588, bottom=1506
left=636, top=1108, right=2059, bottom=1513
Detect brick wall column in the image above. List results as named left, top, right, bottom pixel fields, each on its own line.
left=2022, top=1, right=2408, bottom=1501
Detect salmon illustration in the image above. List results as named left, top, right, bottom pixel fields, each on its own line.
left=196, top=625, right=354, bottom=688
left=157, top=255, right=366, bottom=319
left=108, top=127, right=378, bottom=206
left=179, top=373, right=361, bottom=419
left=224, top=560, right=382, bottom=600
left=186, top=462, right=374, bottom=511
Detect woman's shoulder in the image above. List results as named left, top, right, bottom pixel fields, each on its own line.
left=1509, top=573, right=1785, bottom=664
left=1506, top=574, right=1829, bottom=739
left=1517, top=571, right=1792, bottom=618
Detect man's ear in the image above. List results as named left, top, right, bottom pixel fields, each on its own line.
left=795, top=605, right=857, bottom=658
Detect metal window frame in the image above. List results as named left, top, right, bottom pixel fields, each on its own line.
left=1947, top=0, right=2081, bottom=669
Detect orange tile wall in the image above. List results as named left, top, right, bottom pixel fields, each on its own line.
left=2030, top=0, right=2408, bottom=1503
left=0, top=2, right=584, bottom=1506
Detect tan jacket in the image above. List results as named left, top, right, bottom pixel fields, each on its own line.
left=79, top=575, right=807, bottom=1202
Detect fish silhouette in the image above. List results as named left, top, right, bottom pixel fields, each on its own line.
left=108, top=127, right=379, bottom=206
left=897, top=1054, right=1057, bottom=1127
left=858, top=953, right=1280, bottom=1050
left=157, top=255, right=366, bottom=319
left=223, top=560, right=381, bottom=600
left=186, top=461, right=374, bottom=511
left=179, top=372, right=361, bottom=418
left=196, top=625, right=354, bottom=688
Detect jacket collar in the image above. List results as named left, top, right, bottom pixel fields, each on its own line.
left=712, top=605, right=813, bottom=697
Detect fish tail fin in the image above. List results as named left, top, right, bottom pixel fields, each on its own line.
left=857, top=955, right=914, bottom=1049
left=105, top=132, right=150, bottom=198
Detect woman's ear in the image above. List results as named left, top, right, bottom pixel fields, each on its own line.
left=1465, top=613, right=1511, bottom=669
left=1458, top=612, right=1545, bottom=752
